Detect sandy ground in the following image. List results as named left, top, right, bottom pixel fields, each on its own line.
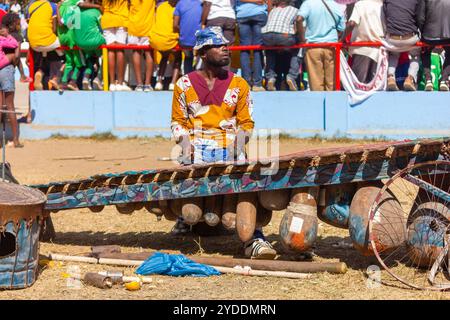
left=0, top=137, right=449, bottom=300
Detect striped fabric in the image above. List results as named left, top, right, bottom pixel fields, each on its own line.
left=261, top=5, right=298, bottom=35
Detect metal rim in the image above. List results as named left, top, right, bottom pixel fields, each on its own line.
left=368, top=160, right=450, bottom=291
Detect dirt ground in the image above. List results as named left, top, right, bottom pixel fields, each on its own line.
left=0, top=137, right=449, bottom=300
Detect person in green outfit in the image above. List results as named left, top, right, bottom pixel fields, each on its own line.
left=73, top=0, right=105, bottom=90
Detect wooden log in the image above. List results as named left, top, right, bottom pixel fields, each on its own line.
left=279, top=187, right=319, bottom=252
left=51, top=252, right=348, bottom=274
left=203, top=196, right=223, bottom=227
left=236, top=192, right=258, bottom=242
left=91, top=245, right=121, bottom=257
left=98, top=252, right=347, bottom=274
left=221, top=194, right=237, bottom=230
left=181, top=197, right=203, bottom=225
left=255, top=203, right=272, bottom=228
left=214, top=266, right=311, bottom=279
left=258, top=190, right=290, bottom=211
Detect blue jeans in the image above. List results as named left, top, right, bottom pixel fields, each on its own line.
left=262, top=32, right=299, bottom=81
left=238, top=14, right=267, bottom=87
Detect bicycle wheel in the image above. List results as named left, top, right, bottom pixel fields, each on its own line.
left=368, top=160, right=450, bottom=290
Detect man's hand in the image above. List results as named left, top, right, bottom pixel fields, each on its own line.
left=177, top=135, right=193, bottom=165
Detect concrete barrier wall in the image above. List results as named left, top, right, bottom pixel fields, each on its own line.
left=21, top=91, right=450, bottom=140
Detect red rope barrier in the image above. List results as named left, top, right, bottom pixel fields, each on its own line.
left=27, top=41, right=449, bottom=91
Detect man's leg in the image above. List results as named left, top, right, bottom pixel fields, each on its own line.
left=262, top=34, right=277, bottom=90
left=440, top=47, right=450, bottom=91
left=404, top=47, right=421, bottom=91
left=305, top=48, right=325, bottom=91
left=323, top=47, right=335, bottom=91
left=351, top=54, right=372, bottom=83
left=250, top=14, right=267, bottom=88
left=238, top=18, right=253, bottom=87
left=421, top=47, right=433, bottom=90
left=183, top=49, right=194, bottom=74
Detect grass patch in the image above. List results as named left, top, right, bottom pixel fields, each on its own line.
left=82, top=132, right=118, bottom=141
left=49, top=133, right=70, bottom=139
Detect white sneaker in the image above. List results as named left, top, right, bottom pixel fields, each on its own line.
left=117, top=83, right=132, bottom=91
left=168, top=83, right=175, bottom=91
left=92, top=78, right=102, bottom=90
left=135, top=84, right=144, bottom=92
left=82, top=77, right=92, bottom=90
left=109, top=83, right=117, bottom=91
left=154, top=82, right=163, bottom=91
left=143, top=85, right=153, bottom=92
left=244, top=238, right=277, bottom=260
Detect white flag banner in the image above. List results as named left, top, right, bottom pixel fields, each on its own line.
left=340, top=48, right=388, bottom=106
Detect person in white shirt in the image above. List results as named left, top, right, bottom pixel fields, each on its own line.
left=201, top=0, right=236, bottom=43
left=10, top=0, right=21, bottom=13
left=342, top=0, right=385, bottom=83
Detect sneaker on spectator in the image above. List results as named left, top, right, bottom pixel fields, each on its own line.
left=424, top=80, right=434, bottom=91
left=82, top=77, right=92, bottom=90
left=403, top=75, right=416, bottom=91
left=244, top=238, right=277, bottom=260
left=171, top=218, right=191, bottom=235
left=109, top=83, right=117, bottom=91
left=48, top=78, right=60, bottom=91
left=286, top=77, right=298, bottom=91
left=386, top=75, right=399, bottom=91
left=154, top=82, right=163, bottom=91
left=34, top=71, right=43, bottom=90
left=135, top=84, right=144, bottom=92
left=252, top=85, right=266, bottom=92
left=143, top=85, right=153, bottom=92
left=266, top=78, right=276, bottom=91
left=440, top=81, right=449, bottom=91
left=116, top=83, right=132, bottom=91
left=67, top=81, right=79, bottom=91
left=92, top=78, right=102, bottom=90
left=168, top=83, right=175, bottom=91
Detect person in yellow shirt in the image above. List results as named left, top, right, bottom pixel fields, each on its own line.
left=27, top=0, right=63, bottom=90
left=101, top=0, right=130, bottom=91
left=128, top=0, right=155, bottom=92
left=148, top=0, right=181, bottom=91
left=170, top=27, right=277, bottom=259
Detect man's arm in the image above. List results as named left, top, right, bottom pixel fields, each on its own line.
left=173, top=15, right=180, bottom=33
left=416, top=0, right=426, bottom=33
left=201, top=1, right=212, bottom=28
left=341, top=20, right=355, bottom=42
left=296, top=16, right=306, bottom=43
left=171, top=82, right=192, bottom=164
left=235, top=80, right=254, bottom=148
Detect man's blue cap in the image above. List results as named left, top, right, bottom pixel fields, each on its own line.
left=193, top=26, right=229, bottom=52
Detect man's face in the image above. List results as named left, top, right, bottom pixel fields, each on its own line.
left=202, top=45, right=230, bottom=67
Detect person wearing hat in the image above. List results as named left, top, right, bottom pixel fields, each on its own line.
left=170, top=26, right=277, bottom=260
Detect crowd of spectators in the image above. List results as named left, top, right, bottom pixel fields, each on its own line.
left=0, top=0, right=449, bottom=92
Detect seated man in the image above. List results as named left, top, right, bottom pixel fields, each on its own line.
left=170, top=27, right=277, bottom=260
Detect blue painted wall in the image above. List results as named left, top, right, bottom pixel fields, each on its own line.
left=21, top=91, right=450, bottom=140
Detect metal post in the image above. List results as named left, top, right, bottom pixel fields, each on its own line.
left=334, top=43, right=341, bottom=91
left=28, top=49, right=35, bottom=92
left=2, top=91, right=5, bottom=181
left=102, top=47, right=109, bottom=91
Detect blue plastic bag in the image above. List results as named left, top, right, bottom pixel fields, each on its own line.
left=135, top=252, right=221, bottom=277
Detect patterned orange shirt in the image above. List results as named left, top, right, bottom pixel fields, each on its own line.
left=171, top=72, right=254, bottom=148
